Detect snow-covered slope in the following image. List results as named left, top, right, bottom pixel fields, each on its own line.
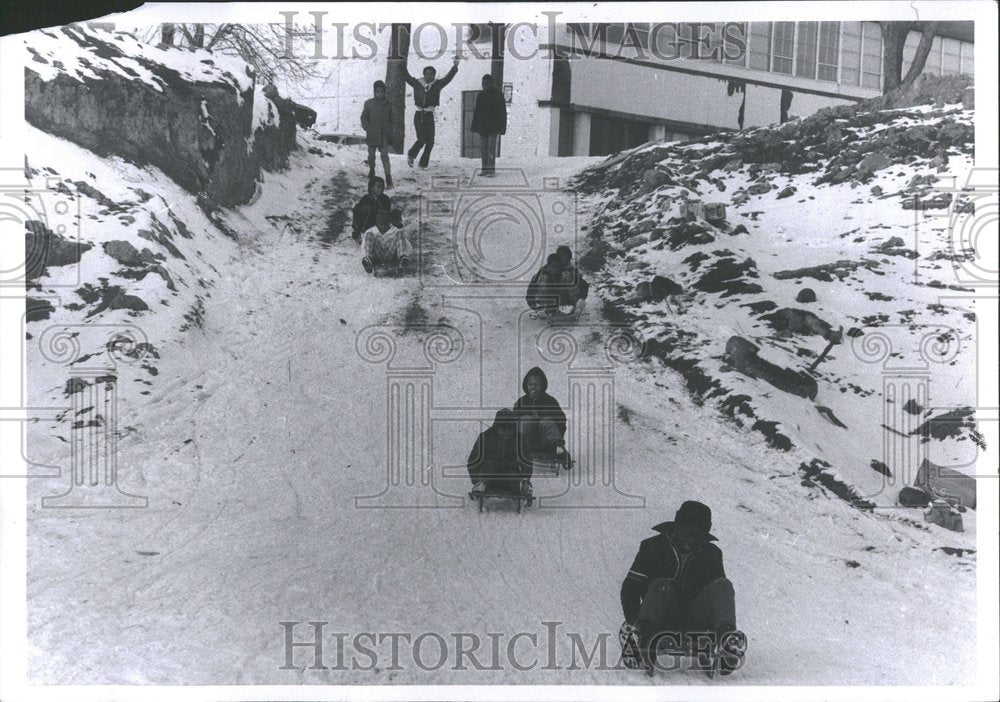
left=573, top=99, right=981, bottom=518
left=22, top=60, right=981, bottom=687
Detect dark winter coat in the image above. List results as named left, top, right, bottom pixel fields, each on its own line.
left=513, top=367, right=567, bottom=436
left=352, top=192, right=392, bottom=235
left=526, top=265, right=589, bottom=309
left=360, top=97, right=392, bottom=146
left=471, top=87, right=507, bottom=136
left=467, top=423, right=519, bottom=485
left=403, top=64, right=459, bottom=109
left=620, top=521, right=725, bottom=624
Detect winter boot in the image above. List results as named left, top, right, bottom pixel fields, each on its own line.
left=520, top=480, right=533, bottom=499
left=716, top=630, right=747, bottom=676
left=386, top=174, right=394, bottom=189
left=362, top=256, right=374, bottom=274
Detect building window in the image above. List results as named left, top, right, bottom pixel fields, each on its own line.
left=840, top=21, right=862, bottom=86
left=817, top=22, right=840, bottom=81
left=590, top=115, right=649, bottom=156
left=960, top=41, right=974, bottom=75
left=605, top=23, right=625, bottom=45
left=772, top=22, right=795, bottom=74
left=923, top=36, right=943, bottom=75
left=723, top=22, right=748, bottom=66
left=861, top=22, right=883, bottom=89
left=942, top=37, right=961, bottom=74
left=795, top=21, right=818, bottom=78
left=629, top=23, right=651, bottom=50
left=747, top=22, right=771, bottom=71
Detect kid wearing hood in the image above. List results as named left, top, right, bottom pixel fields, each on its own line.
left=513, top=367, right=567, bottom=496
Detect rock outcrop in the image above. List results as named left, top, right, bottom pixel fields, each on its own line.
left=25, top=25, right=296, bottom=208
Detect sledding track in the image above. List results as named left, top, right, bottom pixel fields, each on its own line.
left=26, top=153, right=977, bottom=686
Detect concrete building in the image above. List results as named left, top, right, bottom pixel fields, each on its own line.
left=292, top=20, right=975, bottom=159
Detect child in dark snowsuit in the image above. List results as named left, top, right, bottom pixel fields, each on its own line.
left=360, top=80, right=393, bottom=188
left=471, top=73, right=507, bottom=176
left=513, top=366, right=567, bottom=497
left=351, top=177, right=391, bottom=243
left=620, top=501, right=748, bottom=677
left=466, top=409, right=521, bottom=495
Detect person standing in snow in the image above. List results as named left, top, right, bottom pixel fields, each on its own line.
left=360, top=80, right=393, bottom=188
left=513, top=366, right=568, bottom=497
left=351, top=177, right=391, bottom=244
left=466, top=409, right=520, bottom=495
left=620, top=501, right=748, bottom=676
left=471, top=73, right=507, bottom=177
left=403, top=57, right=460, bottom=169
left=361, top=208, right=413, bottom=275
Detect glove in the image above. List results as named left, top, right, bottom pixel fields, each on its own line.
left=554, top=445, right=566, bottom=456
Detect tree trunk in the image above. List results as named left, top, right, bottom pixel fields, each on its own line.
left=192, top=24, right=206, bottom=49
left=880, top=21, right=911, bottom=93
left=385, top=24, right=411, bottom=154
left=900, top=21, right=941, bottom=87
left=160, top=23, right=176, bottom=47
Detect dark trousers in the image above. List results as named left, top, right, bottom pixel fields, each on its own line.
left=407, top=111, right=436, bottom=167
left=636, top=577, right=737, bottom=655
left=367, top=143, right=391, bottom=183
left=479, top=133, right=498, bottom=174
left=468, top=458, right=521, bottom=493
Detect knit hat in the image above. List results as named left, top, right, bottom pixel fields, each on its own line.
left=675, top=500, right=712, bottom=534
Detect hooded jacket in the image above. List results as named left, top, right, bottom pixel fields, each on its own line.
left=513, top=367, right=567, bottom=436
left=403, top=64, right=459, bottom=109
left=471, top=86, right=507, bottom=136
left=620, top=521, right=725, bottom=624
left=467, top=416, right=519, bottom=483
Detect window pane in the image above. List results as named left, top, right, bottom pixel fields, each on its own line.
left=630, top=23, right=651, bottom=50
left=772, top=21, right=794, bottom=74
left=816, top=22, right=839, bottom=81
left=942, top=37, right=961, bottom=74
left=796, top=22, right=818, bottom=78
left=748, top=22, right=771, bottom=70
left=860, top=22, right=881, bottom=89
left=840, top=22, right=862, bottom=85
left=923, top=36, right=942, bottom=75
left=654, top=23, right=679, bottom=57
left=960, top=41, right=974, bottom=75
left=723, top=22, right=748, bottom=65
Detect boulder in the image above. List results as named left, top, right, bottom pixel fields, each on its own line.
left=897, top=485, right=932, bottom=507
left=795, top=288, right=817, bottom=303
left=762, top=307, right=841, bottom=343
left=650, top=275, right=683, bottom=299
left=858, top=151, right=893, bottom=173
left=748, top=181, right=772, bottom=195
left=635, top=281, right=653, bottom=301
left=870, top=185, right=883, bottom=196
left=25, top=220, right=92, bottom=284
left=923, top=499, right=964, bottom=532
left=725, top=336, right=818, bottom=400
left=624, top=233, right=649, bottom=250
left=776, top=185, right=797, bottom=200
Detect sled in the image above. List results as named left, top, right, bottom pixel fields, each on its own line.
left=524, top=449, right=573, bottom=476
left=618, top=622, right=727, bottom=678
left=469, top=489, right=534, bottom=514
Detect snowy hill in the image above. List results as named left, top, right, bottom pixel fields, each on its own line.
left=21, top=33, right=981, bottom=688
left=572, top=83, right=981, bottom=521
